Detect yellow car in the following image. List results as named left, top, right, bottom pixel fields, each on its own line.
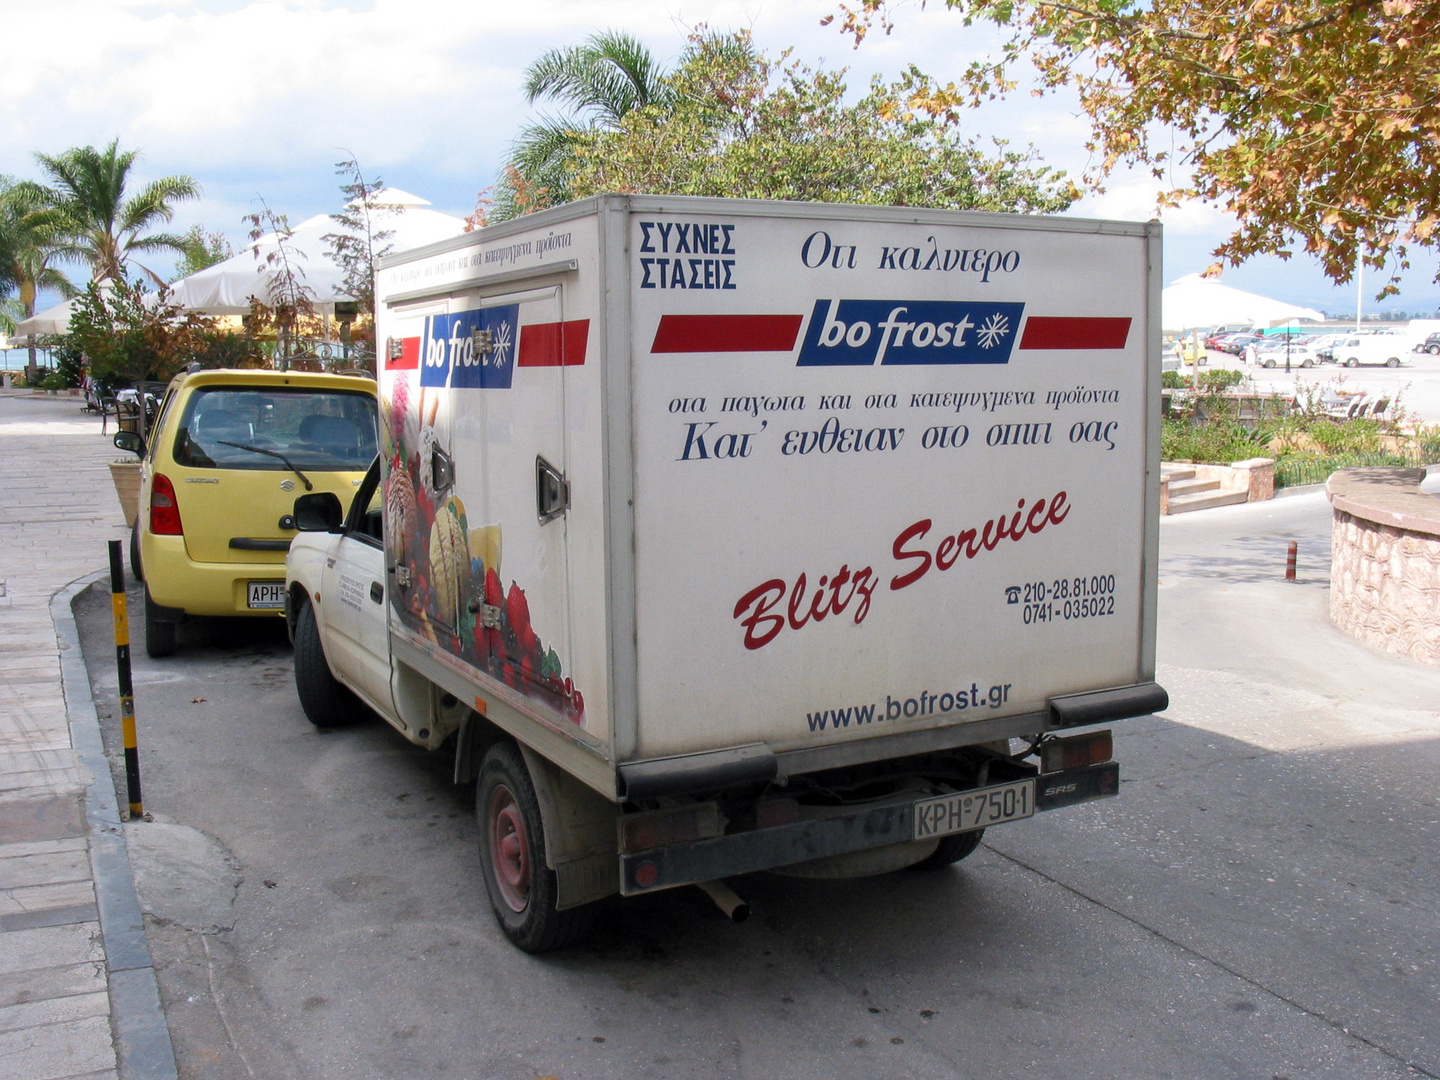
left=118, top=369, right=377, bottom=657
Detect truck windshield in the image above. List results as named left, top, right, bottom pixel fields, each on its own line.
left=172, top=387, right=378, bottom=472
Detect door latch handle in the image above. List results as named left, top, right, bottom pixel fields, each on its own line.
left=536, top=455, right=569, bottom=524
left=370, top=581, right=384, bottom=604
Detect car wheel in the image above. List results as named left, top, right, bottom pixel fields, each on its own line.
left=129, top=519, right=144, bottom=583
left=143, top=589, right=176, bottom=658
left=293, top=601, right=360, bottom=728
left=1428, top=345, right=1440, bottom=355
left=910, top=828, right=986, bottom=870
left=1345, top=357, right=1360, bottom=367
left=1263, top=358, right=1276, bottom=368
left=477, top=741, right=595, bottom=953
left=1386, top=357, right=1400, bottom=368
left=1301, top=359, right=1314, bottom=368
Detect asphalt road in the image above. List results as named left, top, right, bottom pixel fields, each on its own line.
left=77, top=485, right=1440, bottom=1080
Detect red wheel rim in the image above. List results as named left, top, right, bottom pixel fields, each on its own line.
left=489, top=784, right=530, bottom=913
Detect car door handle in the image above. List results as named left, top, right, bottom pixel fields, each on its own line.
left=370, top=581, right=383, bottom=604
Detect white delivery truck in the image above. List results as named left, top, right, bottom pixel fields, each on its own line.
left=285, top=195, right=1168, bottom=952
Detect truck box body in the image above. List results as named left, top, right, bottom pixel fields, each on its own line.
left=374, top=195, right=1162, bottom=802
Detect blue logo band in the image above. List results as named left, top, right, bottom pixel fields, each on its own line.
left=420, top=305, right=519, bottom=388
left=795, top=300, right=1025, bottom=367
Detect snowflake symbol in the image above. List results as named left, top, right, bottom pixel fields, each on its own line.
left=976, top=313, right=1010, bottom=349
left=488, top=320, right=513, bottom=367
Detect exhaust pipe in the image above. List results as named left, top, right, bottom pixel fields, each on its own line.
left=697, top=879, right=749, bottom=923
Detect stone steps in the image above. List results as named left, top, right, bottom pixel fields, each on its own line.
left=1167, top=477, right=1220, bottom=498
left=1167, top=488, right=1251, bottom=514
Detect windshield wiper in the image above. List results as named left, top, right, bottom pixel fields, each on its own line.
left=217, top=440, right=314, bottom=490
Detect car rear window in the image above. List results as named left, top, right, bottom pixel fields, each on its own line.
left=172, top=386, right=378, bottom=472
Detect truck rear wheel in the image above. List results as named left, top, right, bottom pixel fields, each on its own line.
left=476, top=741, right=594, bottom=953
left=293, top=601, right=359, bottom=728
left=909, top=828, right=985, bottom=871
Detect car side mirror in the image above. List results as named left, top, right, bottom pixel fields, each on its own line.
left=113, top=430, right=145, bottom=458
left=293, top=492, right=344, bottom=532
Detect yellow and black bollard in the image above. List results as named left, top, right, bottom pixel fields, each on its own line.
left=107, top=540, right=144, bottom=820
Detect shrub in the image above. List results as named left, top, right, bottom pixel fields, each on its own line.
left=1161, top=418, right=1267, bottom=464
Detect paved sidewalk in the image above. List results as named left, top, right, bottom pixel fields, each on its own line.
left=0, top=391, right=165, bottom=1079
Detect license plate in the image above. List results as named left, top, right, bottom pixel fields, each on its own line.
left=247, top=581, right=285, bottom=609
left=914, top=779, right=1036, bottom=840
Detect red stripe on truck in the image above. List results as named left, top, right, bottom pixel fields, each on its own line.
left=1019, top=317, right=1132, bottom=350
left=652, top=314, right=805, bottom=353
left=518, top=319, right=590, bottom=367
left=386, top=337, right=420, bottom=370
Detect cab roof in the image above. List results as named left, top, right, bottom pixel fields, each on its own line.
left=165, top=368, right=377, bottom=395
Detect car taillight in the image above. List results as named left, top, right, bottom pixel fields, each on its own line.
left=150, top=473, right=183, bottom=535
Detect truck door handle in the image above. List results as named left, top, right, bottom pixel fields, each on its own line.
left=536, top=455, right=569, bottom=524
left=370, top=581, right=384, bottom=603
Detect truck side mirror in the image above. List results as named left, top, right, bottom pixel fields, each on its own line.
left=293, top=492, right=344, bottom=532
left=113, top=430, right=145, bottom=458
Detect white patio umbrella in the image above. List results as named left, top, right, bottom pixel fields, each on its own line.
left=1162, top=273, right=1325, bottom=332
left=11, top=295, right=83, bottom=337
left=166, top=188, right=467, bottom=315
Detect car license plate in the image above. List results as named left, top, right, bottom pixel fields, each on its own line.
left=913, top=779, right=1036, bottom=840
left=247, top=581, right=285, bottom=610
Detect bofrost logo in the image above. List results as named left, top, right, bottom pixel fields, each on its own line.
left=796, top=299, right=1025, bottom=366
left=420, top=305, right=520, bottom=389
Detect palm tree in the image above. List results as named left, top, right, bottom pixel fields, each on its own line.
left=497, top=31, right=671, bottom=219
left=35, top=140, right=199, bottom=284
left=0, top=177, right=77, bottom=380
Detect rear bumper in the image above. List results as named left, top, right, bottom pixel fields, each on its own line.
left=141, top=534, right=288, bottom=617
left=619, top=761, right=1118, bottom=895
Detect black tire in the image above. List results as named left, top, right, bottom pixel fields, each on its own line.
left=129, top=519, right=144, bottom=583
left=910, top=828, right=985, bottom=871
left=1345, top=357, right=1359, bottom=367
left=476, top=741, right=595, bottom=953
left=1386, top=357, right=1400, bottom=368
left=1428, top=345, right=1440, bottom=355
left=1301, top=359, right=1314, bottom=368
left=144, top=590, right=176, bottom=658
left=1263, top=358, right=1276, bottom=368
left=293, top=601, right=360, bottom=728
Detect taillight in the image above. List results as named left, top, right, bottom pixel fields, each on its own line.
left=1040, top=729, right=1113, bottom=773
left=150, top=473, right=183, bottom=535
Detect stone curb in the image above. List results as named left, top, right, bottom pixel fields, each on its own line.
left=51, top=570, right=179, bottom=1080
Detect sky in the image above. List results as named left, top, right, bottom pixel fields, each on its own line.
left=2, top=0, right=1436, bottom=319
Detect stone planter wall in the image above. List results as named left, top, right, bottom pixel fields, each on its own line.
left=1327, top=468, right=1440, bottom=667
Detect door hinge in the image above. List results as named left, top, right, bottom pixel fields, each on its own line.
left=468, top=602, right=502, bottom=628
left=393, top=565, right=412, bottom=588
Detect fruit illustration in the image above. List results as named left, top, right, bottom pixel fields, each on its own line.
left=428, top=498, right=467, bottom=628
left=384, top=462, right=416, bottom=564
left=418, top=397, right=444, bottom=501
left=390, top=373, right=411, bottom=449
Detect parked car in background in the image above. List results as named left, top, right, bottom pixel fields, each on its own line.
left=1331, top=337, right=1408, bottom=368
left=1171, top=338, right=1208, bottom=364
left=1306, top=333, right=1348, bottom=363
left=116, top=368, right=378, bottom=657
left=1415, top=332, right=1440, bottom=355
left=1253, top=343, right=1319, bottom=368
left=1214, top=332, right=1265, bottom=355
